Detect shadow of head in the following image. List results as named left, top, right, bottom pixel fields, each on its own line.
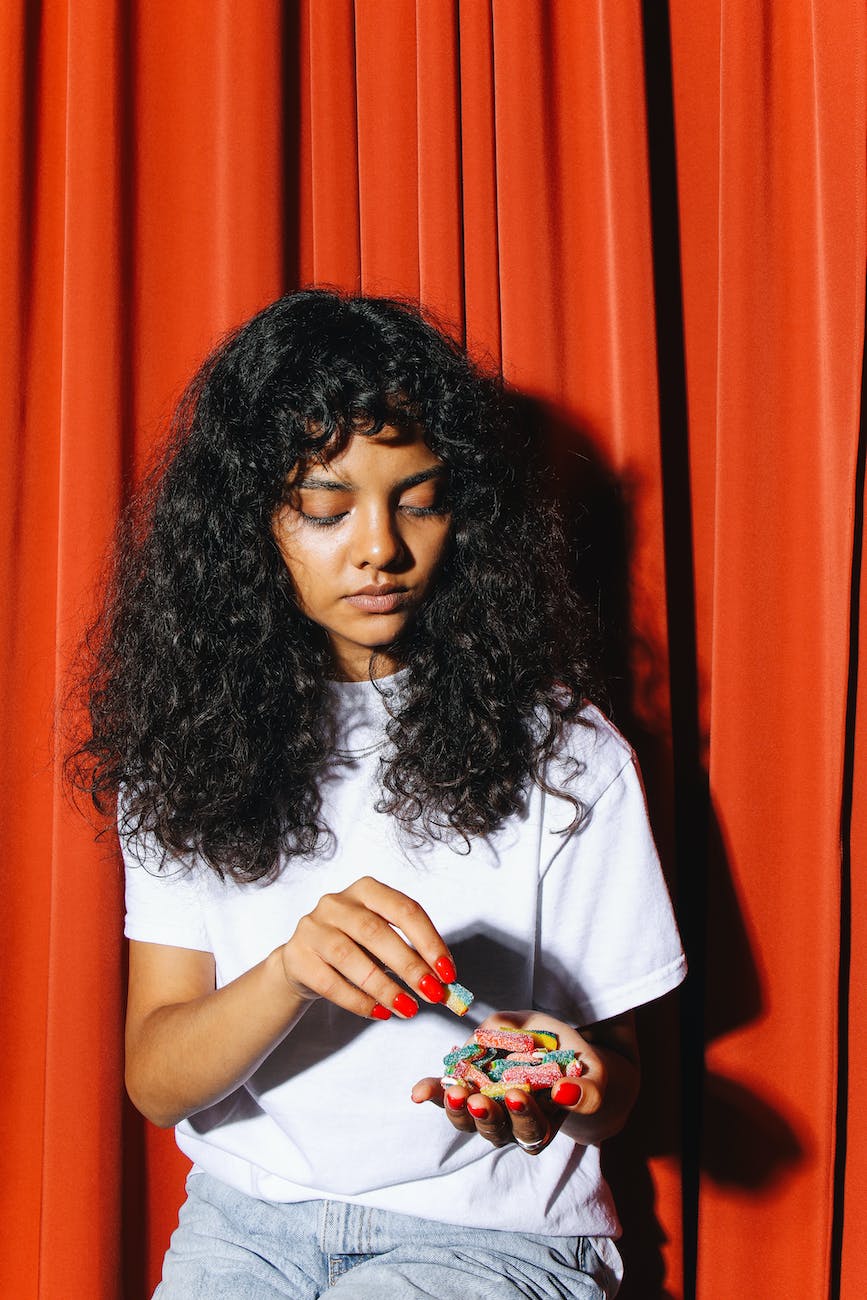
left=700, top=1073, right=805, bottom=1191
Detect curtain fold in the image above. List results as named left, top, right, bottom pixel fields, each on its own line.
left=1, top=2, right=863, bottom=1296
left=669, top=1, right=865, bottom=1294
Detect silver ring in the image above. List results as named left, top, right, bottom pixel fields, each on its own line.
left=514, top=1134, right=549, bottom=1153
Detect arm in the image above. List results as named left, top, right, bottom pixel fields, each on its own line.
left=125, top=941, right=307, bottom=1128
left=411, top=1009, right=640, bottom=1154
left=126, top=876, right=457, bottom=1128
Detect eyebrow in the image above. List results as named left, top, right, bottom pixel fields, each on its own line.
left=295, top=467, right=448, bottom=492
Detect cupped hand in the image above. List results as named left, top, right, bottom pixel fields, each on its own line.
left=278, top=876, right=456, bottom=1022
left=411, top=1011, right=604, bottom=1155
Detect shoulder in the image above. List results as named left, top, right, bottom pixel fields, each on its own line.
left=543, top=701, right=635, bottom=813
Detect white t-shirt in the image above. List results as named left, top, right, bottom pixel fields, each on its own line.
left=123, top=676, right=686, bottom=1242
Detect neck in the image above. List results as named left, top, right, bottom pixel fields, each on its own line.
left=328, top=647, right=403, bottom=682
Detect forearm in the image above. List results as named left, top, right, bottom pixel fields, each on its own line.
left=126, top=947, right=307, bottom=1128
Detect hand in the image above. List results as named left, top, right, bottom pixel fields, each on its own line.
left=411, top=1011, right=613, bottom=1155
left=278, top=875, right=457, bottom=1022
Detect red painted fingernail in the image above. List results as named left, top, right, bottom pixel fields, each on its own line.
left=553, top=1081, right=582, bottom=1107
left=392, top=991, right=418, bottom=1017
left=446, top=1091, right=466, bottom=1111
left=505, top=1094, right=527, bottom=1114
left=370, top=1004, right=391, bottom=1020
left=418, top=973, right=446, bottom=1003
left=466, top=1099, right=487, bottom=1119
left=435, top=955, right=457, bottom=983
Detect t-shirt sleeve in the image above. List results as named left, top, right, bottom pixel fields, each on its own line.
left=122, top=830, right=212, bottom=953
left=534, top=751, right=687, bottom=1026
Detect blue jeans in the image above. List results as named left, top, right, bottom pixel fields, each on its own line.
left=154, top=1173, right=621, bottom=1298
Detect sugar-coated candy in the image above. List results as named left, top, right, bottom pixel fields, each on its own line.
left=444, top=982, right=475, bottom=1016
left=501, top=1061, right=564, bottom=1089
left=453, top=1060, right=491, bottom=1089
left=438, top=1027, right=575, bottom=1104
left=480, top=1080, right=532, bottom=1099
left=474, top=1027, right=536, bottom=1053
left=539, top=1050, right=577, bottom=1068
left=442, top=1043, right=486, bottom=1074
left=529, top=1029, right=560, bottom=1051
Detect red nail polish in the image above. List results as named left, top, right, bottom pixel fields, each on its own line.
left=392, top=991, right=418, bottom=1017
left=505, top=1094, right=526, bottom=1114
left=554, top=1081, right=582, bottom=1107
left=466, top=1099, right=487, bottom=1119
left=446, top=1091, right=466, bottom=1111
left=370, top=1004, right=391, bottom=1020
left=435, top=955, right=457, bottom=984
left=418, top=973, right=446, bottom=1003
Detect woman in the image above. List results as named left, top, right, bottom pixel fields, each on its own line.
left=71, top=289, right=686, bottom=1297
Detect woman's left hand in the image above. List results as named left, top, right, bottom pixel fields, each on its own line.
left=410, top=1009, right=638, bottom=1155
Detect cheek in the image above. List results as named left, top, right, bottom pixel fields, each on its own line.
left=274, top=517, right=339, bottom=583
left=273, top=540, right=320, bottom=610
left=419, top=519, right=452, bottom=572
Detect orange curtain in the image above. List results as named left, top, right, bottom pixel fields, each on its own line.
left=1, top=3, right=863, bottom=1296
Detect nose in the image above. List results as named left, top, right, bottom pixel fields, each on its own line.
left=349, top=503, right=406, bottom=570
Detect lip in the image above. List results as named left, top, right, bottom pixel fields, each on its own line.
left=344, top=584, right=410, bottom=614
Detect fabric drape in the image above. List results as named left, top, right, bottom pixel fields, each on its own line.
left=1, top=2, right=863, bottom=1296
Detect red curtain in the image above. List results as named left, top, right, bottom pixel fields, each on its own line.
left=1, top=3, right=863, bottom=1296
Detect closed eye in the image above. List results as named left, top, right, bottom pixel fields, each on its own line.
left=397, top=480, right=451, bottom=518
left=399, top=501, right=450, bottom=518
left=298, top=509, right=349, bottom=527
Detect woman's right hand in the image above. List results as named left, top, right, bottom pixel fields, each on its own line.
left=278, top=875, right=457, bottom=1020
left=126, top=877, right=455, bottom=1128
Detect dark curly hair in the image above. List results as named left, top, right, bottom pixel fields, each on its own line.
left=68, top=289, right=596, bottom=881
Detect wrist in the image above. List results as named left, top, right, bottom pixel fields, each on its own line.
left=267, top=944, right=314, bottom=1016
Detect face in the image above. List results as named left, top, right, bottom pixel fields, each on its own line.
left=272, top=425, right=452, bottom=680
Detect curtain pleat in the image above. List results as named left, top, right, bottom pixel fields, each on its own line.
left=456, top=1, right=500, bottom=366
left=415, top=0, right=464, bottom=333
left=1, top=2, right=863, bottom=1295
left=355, top=1, right=419, bottom=296
left=842, top=379, right=867, bottom=1293
left=305, top=0, right=359, bottom=288
left=669, top=1, right=865, bottom=1296
left=1, top=6, right=126, bottom=1296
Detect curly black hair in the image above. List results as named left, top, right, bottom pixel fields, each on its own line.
left=67, top=289, right=596, bottom=881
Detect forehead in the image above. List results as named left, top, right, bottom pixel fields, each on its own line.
left=294, top=424, right=445, bottom=483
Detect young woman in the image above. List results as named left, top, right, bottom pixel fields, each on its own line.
left=71, top=289, right=686, bottom=1298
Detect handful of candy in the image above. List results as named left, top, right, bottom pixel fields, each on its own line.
left=440, top=1025, right=584, bottom=1099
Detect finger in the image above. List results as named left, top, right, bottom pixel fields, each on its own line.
left=343, top=878, right=457, bottom=988
left=318, top=893, right=449, bottom=1007
left=291, top=916, right=421, bottom=1018
left=465, top=1093, right=513, bottom=1147
left=551, top=1076, right=602, bottom=1114
left=440, top=1084, right=478, bottom=1133
left=410, top=1077, right=446, bottom=1107
left=502, top=1088, right=554, bottom=1152
left=283, top=947, right=399, bottom=1021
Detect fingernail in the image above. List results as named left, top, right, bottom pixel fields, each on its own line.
left=418, top=973, right=446, bottom=1003
left=553, top=1081, right=582, bottom=1107
left=435, top=955, right=457, bottom=983
left=392, top=991, right=419, bottom=1018
left=446, top=1091, right=466, bottom=1111
left=466, top=1099, right=487, bottom=1119
left=504, top=1094, right=526, bottom=1114
left=370, top=1004, right=392, bottom=1020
